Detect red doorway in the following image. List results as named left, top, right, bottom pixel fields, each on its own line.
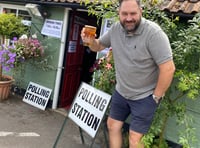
left=60, top=11, right=98, bottom=108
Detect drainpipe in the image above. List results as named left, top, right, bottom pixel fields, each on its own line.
left=52, top=8, right=69, bottom=109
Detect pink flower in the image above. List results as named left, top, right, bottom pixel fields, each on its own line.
left=105, top=63, right=112, bottom=70
left=0, top=37, right=45, bottom=72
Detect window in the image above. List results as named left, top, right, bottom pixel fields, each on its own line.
left=0, top=4, right=32, bottom=26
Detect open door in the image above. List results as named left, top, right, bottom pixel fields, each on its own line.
left=60, top=11, right=97, bottom=108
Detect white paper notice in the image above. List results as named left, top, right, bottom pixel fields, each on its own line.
left=41, top=19, right=63, bottom=38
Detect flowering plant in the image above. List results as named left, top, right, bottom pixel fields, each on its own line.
left=0, top=36, right=44, bottom=81
left=0, top=45, right=16, bottom=72
left=15, top=37, right=44, bottom=59
left=90, top=48, right=116, bottom=94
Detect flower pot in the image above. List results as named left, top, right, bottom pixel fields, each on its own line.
left=0, top=75, right=14, bottom=101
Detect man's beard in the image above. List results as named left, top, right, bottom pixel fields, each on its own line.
left=120, top=18, right=141, bottom=33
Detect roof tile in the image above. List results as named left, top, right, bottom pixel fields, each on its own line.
left=161, top=0, right=200, bottom=14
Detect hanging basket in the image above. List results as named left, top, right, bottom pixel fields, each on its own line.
left=0, top=75, right=14, bottom=101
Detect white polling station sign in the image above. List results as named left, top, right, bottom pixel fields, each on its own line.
left=23, top=82, right=52, bottom=110
left=68, top=82, right=111, bottom=138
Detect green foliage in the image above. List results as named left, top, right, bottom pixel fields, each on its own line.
left=81, top=0, right=119, bottom=23
left=176, top=71, right=200, bottom=99
left=178, top=114, right=197, bottom=148
left=0, top=13, right=27, bottom=38
left=172, top=13, right=200, bottom=71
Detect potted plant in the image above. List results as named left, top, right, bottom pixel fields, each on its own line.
left=0, top=13, right=27, bottom=44
left=0, top=36, right=44, bottom=100
left=0, top=12, right=44, bottom=100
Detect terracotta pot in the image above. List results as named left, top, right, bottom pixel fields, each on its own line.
left=0, top=75, right=14, bottom=101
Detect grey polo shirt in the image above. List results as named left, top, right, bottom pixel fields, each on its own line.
left=99, top=17, right=173, bottom=100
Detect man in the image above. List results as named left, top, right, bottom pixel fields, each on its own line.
left=81, top=0, right=175, bottom=147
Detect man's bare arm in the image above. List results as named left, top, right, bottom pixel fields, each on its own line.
left=153, top=60, right=176, bottom=98
left=88, top=39, right=106, bottom=52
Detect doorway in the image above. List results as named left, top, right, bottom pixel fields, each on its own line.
left=59, top=11, right=98, bottom=108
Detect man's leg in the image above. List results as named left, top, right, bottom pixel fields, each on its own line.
left=107, top=117, right=124, bottom=148
left=108, top=90, right=132, bottom=147
left=129, top=130, right=144, bottom=148
left=128, top=95, right=159, bottom=148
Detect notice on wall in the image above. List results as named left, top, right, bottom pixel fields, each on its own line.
left=68, top=41, right=77, bottom=53
left=41, top=19, right=63, bottom=38
left=23, top=82, right=52, bottom=110
left=98, top=18, right=115, bottom=57
left=68, top=82, right=111, bottom=138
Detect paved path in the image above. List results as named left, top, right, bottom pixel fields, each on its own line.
left=0, top=94, right=106, bottom=148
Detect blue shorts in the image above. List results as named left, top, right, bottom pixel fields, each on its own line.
left=109, top=90, right=159, bottom=134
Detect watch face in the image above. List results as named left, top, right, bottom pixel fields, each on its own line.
left=153, top=95, right=161, bottom=100
left=152, top=95, right=159, bottom=104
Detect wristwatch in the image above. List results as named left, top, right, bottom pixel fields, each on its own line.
left=152, top=94, right=162, bottom=104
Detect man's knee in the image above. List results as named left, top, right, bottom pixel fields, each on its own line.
left=107, top=117, right=123, bottom=132
left=129, top=130, right=144, bottom=148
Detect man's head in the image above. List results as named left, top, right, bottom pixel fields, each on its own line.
left=118, top=0, right=142, bottom=33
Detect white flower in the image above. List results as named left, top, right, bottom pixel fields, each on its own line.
left=19, top=34, right=28, bottom=39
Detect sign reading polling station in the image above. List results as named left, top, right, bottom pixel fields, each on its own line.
left=68, top=82, right=111, bottom=138
left=23, top=82, right=52, bottom=110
